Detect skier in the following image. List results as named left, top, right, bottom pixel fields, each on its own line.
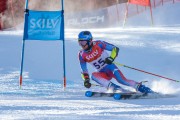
left=78, top=31, right=153, bottom=93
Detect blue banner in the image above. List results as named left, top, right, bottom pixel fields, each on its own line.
left=24, top=10, right=63, bottom=40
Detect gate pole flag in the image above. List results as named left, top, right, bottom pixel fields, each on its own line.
left=129, top=0, right=150, bottom=6
left=19, top=0, right=66, bottom=89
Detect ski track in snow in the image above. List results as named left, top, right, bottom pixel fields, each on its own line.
left=0, top=27, right=180, bottom=120
left=0, top=71, right=180, bottom=120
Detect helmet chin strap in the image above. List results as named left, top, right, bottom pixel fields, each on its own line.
left=84, top=40, right=93, bottom=52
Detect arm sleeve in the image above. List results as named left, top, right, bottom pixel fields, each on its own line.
left=78, top=52, right=88, bottom=74
left=98, top=41, right=119, bottom=59
left=110, top=47, right=119, bottom=59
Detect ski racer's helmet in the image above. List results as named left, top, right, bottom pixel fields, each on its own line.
left=78, top=31, right=93, bottom=51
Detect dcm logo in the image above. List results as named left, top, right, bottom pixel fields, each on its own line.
left=30, top=19, right=60, bottom=29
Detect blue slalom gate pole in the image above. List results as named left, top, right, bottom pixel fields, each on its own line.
left=19, top=39, right=25, bottom=88
left=61, top=0, right=66, bottom=90
left=19, top=0, right=29, bottom=88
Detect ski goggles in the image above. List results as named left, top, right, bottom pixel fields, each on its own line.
left=78, top=40, right=88, bottom=46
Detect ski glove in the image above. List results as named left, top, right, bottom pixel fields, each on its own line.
left=105, top=57, right=114, bottom=64
left=84, top=79, right=91, bottom=88
left=82, top=73, right=91, bottom=88
left=105, top=47, right=119, bottom=64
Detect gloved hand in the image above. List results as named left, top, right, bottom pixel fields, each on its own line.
left=105, top=47, right=119, bottom=65
left=83, top=73, right=91, bottom=88
left=105, top=57, right=114, bottom=64
left=84, top=79, right=91, bottom=88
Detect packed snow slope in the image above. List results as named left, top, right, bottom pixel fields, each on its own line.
left=0, top=26, right=180, bottom=120
left=0, top=2, right=180, bottom=120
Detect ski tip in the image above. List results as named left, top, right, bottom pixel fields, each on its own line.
left=85, top=91, right=93, bottom=97
left=113, top=93, right=122, bottom=100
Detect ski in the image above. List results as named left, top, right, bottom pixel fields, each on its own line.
left=85, top=91, right=115, bottom=97
left=85, top=91, right=175, bottom=100
left=113, top=92, right=147, bottom=100
left=85, top=91, right=146, bottom=100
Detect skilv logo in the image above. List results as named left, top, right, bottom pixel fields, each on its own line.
left=30, top=18, right=60, bottom=29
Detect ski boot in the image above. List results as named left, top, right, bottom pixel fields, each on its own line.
left=137, top=84, right=154, bottom=94
left=108, top=82, right=129, bottom=93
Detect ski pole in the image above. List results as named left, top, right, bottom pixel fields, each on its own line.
left=82, top=83, right=103, bottom=87
left=91, top=83, right=103, bottom=87
left=114, top=62, right=179, bottom=83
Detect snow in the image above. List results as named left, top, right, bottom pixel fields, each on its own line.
left=0, top=26, right=180, bottom=120
left=0, top=3, right=180, bottom=120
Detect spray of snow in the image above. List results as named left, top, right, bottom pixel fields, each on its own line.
left=151, top=79, right=180, bottom=95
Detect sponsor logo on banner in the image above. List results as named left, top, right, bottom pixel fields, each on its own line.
left=26, top=10, right=62, bottom=40
left=67, top=15, right=104, bottom=26
left=29, top=18, right=60, bottom=36
left=66, top=8, right=108, bottom=28
left=30, top=19, right=59, bottom=29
